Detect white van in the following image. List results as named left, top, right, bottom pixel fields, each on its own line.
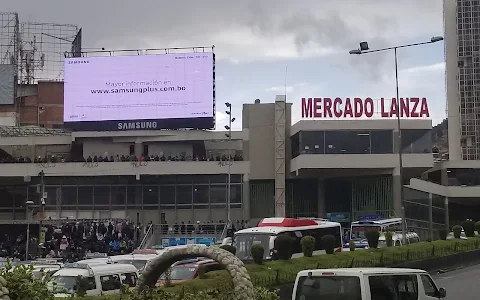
left=292, top=268, right=446, bottom=300
left=78, top=252, right=158, bottom=274
left=50, top=263, right=138, bottom=297
left=378, top=232, right=421, bottom=247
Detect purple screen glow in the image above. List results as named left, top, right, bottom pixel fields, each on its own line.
left=63, top=53, right=214, bottom=122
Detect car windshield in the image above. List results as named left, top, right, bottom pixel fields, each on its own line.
left=295, top=275, right=361, bottom=300
left=350, top=225, right=381, bottom=240
left=51, top=276, right=82, bottom=293
left=116, top=259, right=148, bottom=270
left=233, top=233, right=272, bottom=260
left=159, top=266, right=196, bottom=281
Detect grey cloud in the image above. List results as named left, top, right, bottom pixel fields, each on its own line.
left=2, top=0, right=441, bottom=69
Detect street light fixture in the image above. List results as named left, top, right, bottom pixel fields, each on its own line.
left=25, top=200, right=34, bottom=260
left=224, top=102, right=235, bottom=225
left=349, top=36, right=444, bottom=245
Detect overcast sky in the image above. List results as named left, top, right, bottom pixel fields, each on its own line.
left=3, top=0, right=445, bottom=129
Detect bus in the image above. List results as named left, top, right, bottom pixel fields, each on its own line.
left=349, top=217, right=403, bottom=248
left=233, top=217, right=343, bottom=261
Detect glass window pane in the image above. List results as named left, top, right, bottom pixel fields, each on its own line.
left=325, top=131, right=370, bottom=154
left=230, top=184, right=242, bottom=204
left=210, top=185, right=226, bottom=204
left=371, top=130, right=393, bottom=154
left=111, top=186, right=126, bottom=206
left=176, top=185, right=192, bottom=205
left=94, top=186, right=110, bottom=205
left=143, top=186, right=158, bottom=206
left=193, top=185, right=209, bottom=204
left=78, top=186, right=93, bottom=205
left=300, top=131, right=324, bottom=154
left=126, top=186, right=142, bottom=208
left=61, top=186, right=77, bottom=206
left=160, top=185, right=175, bottom=206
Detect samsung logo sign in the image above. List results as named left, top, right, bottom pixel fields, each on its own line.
left=118, top=122, right=158, bottom=130
left=68, top=60, right=90, bottom=64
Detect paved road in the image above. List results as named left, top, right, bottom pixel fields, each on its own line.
left=433, top=264, right=480, bottom=300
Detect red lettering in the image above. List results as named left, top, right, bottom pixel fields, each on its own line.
left=324, top=98, right=333, bottom=117
left=400, top=98, right=409, bottom=117
left=301, top=98, right=312, bottom=118
left=410, top=97, right=419, bottom=117
left=333, top=98, right=342, bottom=117
left=380, top=98, right=389, bottom=117
left=389, top=98, right=399, bottom=117
left=344, top=98, right=353, bottom=117
left=353, top=98, right=363, bottom=118
left=313, top=98, right=322, bottom=117
left=364, top=98, right=374, bottom=117
left=419, top=97, right=429, bottom=117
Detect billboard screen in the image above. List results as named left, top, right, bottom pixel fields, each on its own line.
left=63, top=52, right=215, bottom=131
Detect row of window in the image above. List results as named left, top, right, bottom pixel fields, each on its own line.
left=291, top=129, right=431, bottom=156
left=0, top=184, right=243, bottom=208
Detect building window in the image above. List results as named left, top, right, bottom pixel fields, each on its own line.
left=61, top=186, right=77, bottom=206
left=176, top=185, right=192, bottom=207
left=159, top=185, right=175, bottom=207
left=142, top=186, right=158, bottom=206
left=78, top=186, right=93, bottom=206
left=300, top=131, right=325, bottom=154
left=111, top=185, right=126, bottom=206
left=371, top=130, right=394, bottom=154
left=324, top=131, right=370, bottom=154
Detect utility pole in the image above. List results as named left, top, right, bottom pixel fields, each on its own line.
left=224, top=103, right=236, bottom=226
left=38, top=170, right=46, bottom=243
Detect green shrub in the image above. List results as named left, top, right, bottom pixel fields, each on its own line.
left=438, top=228, right=448, bottom=240
left=321, top=235, right=336, bottom=254
left=300, top=236, right=316, bottom=257
left=349, top=240, right=355, bottom=251
left=0, top=262, right=55, bottom=300
left=219, top=245, right=237, bottom=255
left=384, top=232, right=393, bottom=247
left=366, top=231, right=380, bottom=248
left=452, top=225, right=462, bottom=239
left=462, top=219, right=476, bottom=237
left=274, top=234, right=293, bottom=260
left=475, top=221, right=480, bottom=234
left=251, top=243, right=265, bottom=265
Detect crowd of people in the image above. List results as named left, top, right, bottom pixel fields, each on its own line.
left=1, top=153, right=243, bottom=164
left=0, top=219, right=144, bottom=261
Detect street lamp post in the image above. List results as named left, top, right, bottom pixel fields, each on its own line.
left=25, top=200, right=34, bottom=260
left=224, top=103, right=236, bottom=225
left=349, top=36, right=444, bottom=245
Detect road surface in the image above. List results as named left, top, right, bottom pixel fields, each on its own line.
left=433, top=263, right=480, bottom=299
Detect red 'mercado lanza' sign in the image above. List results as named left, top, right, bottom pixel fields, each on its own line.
left=301, top=97, right=430, bottom=119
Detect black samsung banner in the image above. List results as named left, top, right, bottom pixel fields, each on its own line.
left=63, top=117, right=214, bottom=131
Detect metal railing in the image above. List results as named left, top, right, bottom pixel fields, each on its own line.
left=139, top=223, right=154, bottom=249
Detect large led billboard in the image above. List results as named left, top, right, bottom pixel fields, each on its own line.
left=63, top=52, right=215, bottom=131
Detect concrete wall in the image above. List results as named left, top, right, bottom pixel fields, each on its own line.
left=243, top=102, right=276, bottom=180
left=0, top=161, right=250, bottom=177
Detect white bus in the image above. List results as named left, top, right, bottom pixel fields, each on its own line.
left=233, top=217, right=343, bottom=261
left=349, top=218, right=403, bottom=248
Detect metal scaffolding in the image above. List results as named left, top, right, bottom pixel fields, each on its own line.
left=19, top=22, right=80, bottom=83
left=0, top=125, right=70, bottom=137
left=0, top=12, right=19, bottom=66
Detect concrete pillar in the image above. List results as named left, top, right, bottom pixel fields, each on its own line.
left=445, top=197, right=450, bottom=230
left=243, top=173, right=250, bottom=221
left=135, top=140, right=142, bottom=157
left=428, top=193, right=433, bottom=239
left=392, top=168, right=402, bottom=216
left=317, top=179, right=326, bottom=218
